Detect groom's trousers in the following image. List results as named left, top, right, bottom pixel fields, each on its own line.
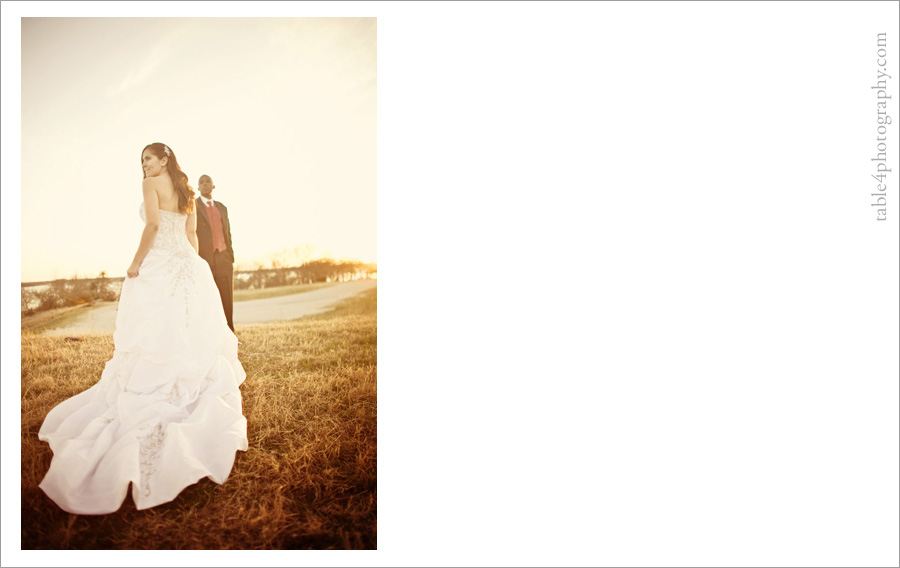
left=207, top=250, right=235, bottom=331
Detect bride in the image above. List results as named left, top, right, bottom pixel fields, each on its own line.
left=38, top=143, right=248, bottom=515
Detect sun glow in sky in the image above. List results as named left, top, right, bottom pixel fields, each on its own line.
left=21, top=17, right=376, bottom=282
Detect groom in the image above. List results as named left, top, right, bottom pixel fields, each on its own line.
left=196, top=174, right=235, bottom=331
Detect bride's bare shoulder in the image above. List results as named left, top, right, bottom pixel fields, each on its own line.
left=142, top=176, right=175, bottom=200
left=142, top=176, right=163, bottom=193
left=142, top=176, right=169, bottom=189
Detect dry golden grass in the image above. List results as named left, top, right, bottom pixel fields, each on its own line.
left=21, top=289, right=376, bottom=550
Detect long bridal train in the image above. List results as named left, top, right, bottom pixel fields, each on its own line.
left=38, top=204, right=248, bottom=514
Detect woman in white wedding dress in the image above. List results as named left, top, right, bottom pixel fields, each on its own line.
left=38, top=143, right=248, bottom=515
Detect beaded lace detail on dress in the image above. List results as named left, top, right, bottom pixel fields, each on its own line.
left=138, top=422, right=166, bottom=497
left=139, top=203, right=194, bottom=255
left=139, top=203, right=199, bottom=326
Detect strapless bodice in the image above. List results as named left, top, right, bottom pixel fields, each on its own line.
left=139, top=203, right=193, bottom=255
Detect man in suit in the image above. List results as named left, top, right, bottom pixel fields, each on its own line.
left=196, top=174, right=235, bottom=331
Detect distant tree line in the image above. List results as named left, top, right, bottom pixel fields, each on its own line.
left=235, top=259, right=376, bottom=290
left=22, top=260, right=377, bottom=317
left=21, top=272, right=120, bottom=317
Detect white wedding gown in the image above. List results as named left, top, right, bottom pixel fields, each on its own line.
left=38, top=203, right=248, bottom=515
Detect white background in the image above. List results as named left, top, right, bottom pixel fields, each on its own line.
left=3, top=1, right=899, bottom=567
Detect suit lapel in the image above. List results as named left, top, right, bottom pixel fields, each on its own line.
left=197, top=198, right=210, bottom=225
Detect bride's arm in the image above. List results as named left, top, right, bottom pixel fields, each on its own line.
left=186, top=210, right=199, bottom=254
left=127, top=181, right=161, bottom=278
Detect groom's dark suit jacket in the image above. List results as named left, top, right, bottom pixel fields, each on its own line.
left=196, top=197, right=235, bottom=331
left=195, top=198, right=234, bottom=264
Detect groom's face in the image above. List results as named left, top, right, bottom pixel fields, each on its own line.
left=198, top=176, right=215, bottom=199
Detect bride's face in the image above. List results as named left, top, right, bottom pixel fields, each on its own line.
left=141, top=150, right=168, bottom=178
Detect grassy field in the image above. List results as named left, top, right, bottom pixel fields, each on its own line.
left=21, top=288, right=376, bottom=550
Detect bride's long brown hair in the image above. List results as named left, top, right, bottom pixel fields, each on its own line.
left=142, top=143, right=195, bottom=215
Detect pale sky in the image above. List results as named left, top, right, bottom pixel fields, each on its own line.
left=21, top=17, right=376, bottom=282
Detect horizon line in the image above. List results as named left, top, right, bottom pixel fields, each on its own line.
left=21, top=258, right=378, bottom=286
